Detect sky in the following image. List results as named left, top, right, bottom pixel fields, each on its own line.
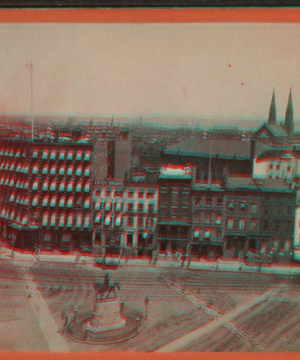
left=0, top=23, right=300, bottom=123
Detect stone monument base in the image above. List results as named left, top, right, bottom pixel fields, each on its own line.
left=86, top=296, right=126, bottom=333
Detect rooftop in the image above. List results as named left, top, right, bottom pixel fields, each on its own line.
left=159, top=165, right=194, bottom=179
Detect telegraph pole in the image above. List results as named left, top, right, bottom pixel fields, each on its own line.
left=26, top=61, right=34, bottom=141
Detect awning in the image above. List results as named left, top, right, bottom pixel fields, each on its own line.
left=50, top=164, right=56, bottom=175
left=59, top=213, right=65, bottom=227
left=0, top=176, right=5, bottom=185
left=204, top=230, right=211, bottom=239
left=67, top=164, right=73, bottom=176
left=4, top=161, right=9, bottom=170
left=43, top=180, right=49, bottom=191
left=67, top=180, right=73, bottom=192
left=240, top=203, right=246, bottom=209
left=4, top=176, right=9, bottom=185
left=59, top=180, right=65, bottom=192
left=24, top=165, right=29, bottom=174
left=15, top=149, right=21, bottom=158
left=50, top=180, right=56, bottom=191
left=9, top=192, right=15, bottom=202
left=76, top=150, right=82, bottom=161
left=67, top=214, right=73, bottom=227
left=50, top=195, right=57, bottom=207
left=32, top=149, right=38, bottom=158
left=42, top=149, right=48, bottom=159
left=76, top=213, right=82, bottom=228
left=84, top=197, right=90, bottom=208
left=59, top=196, right=65, bottom=207
left=115, top=214, right=122, bottom=226
left=9, top=177, right=15, bottom=187
left=4, top=148, right=9, bottom=156
left=105, top=199, right=111, bottom=211
left=67, top=196, right=73, bottom=208
left=59, top=164, right=65, bottom=175
left=229, top=203, right=235, bottom=209
left=76, top=165, right=82, bottom=176
left=67, top=150, right=73, bottom=160
left=19, top=196, right=24, bottom=205
left=58, top=150, right=65, bottom=160
left=105, top=214, right=111, bottom=226
left=42, top=213, right=49, bottom=226
left=1, top=208, right=5, bottom=218
left=84, top=215, right=90, bottom=228
left=32, top=194, right=39, bottom=206
left=22, top=214, right=28, bottom=225
left=50, top=149, right=56, bottom=160
left=42, top=163, right=48, bottom=174
left=10, top=209, right=15, bottom=220
left=95, top=212, right=101, bottom=223
left=24, top=196, right=29, bottom=205
left=84, top=181, right=90, bottom=192
left=9, top=162, right=15, bottom=171
left=42, top=195, right=49, bottom=207
left=24, top=180, right=29, bottom=189
left=194, top=229, right=200, bottom=238
left=32, top=179, right=38, bottom=190
left=95, top=199, right=101, bottom=210
left=16, top=179, right=21, bottom=188
left=84, top=150, right=91, bottom=161
left=16, top=163, right=22, bottom=172
left=76, top=181, right=82, bottom=192
left=116, top=199, right=122, bottom=211
left=50, top=213, right=56, bottom=226
left=9, top=148, right=14, bottom=157
left=84, top=165, right=90, bottom=176
left=16, top=212, right=21, bottom=222
left=143, top=231, right=148, bottom=239
left=15, top=195, right=20, bottom=204
left=32, top=163, right=39, bottom=174
left=0, top=161, right=4, bottom=170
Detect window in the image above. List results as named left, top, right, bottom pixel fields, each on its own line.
left=138, top=203, right=144, bottom=213
left=275, top=220, right=281, bottom=232
left=251, top=203, right=258, bottom=214
left=206, top=197, right=212, bottom=206
left=216, top=232, right=222, bottom=242
left=146, top=190, right=154, bottom=199
left=205, top=215, right=211, bottom=224
left=128, top=191, right=134, bottom=198
left=128, top=216, right=134, bottom=227
left=138, top=191, right=144, bottom=199
left=195, top=197, right=201, bottom=206
left=250, top=218, right=257, bottom=231
left=228, top=202, right=235, bottom=211
left=217, top=198, right=223, bottom=207
left=227, top=217, right=234, bottom=230
left=216, top=215, right=222, bottom=225
left=128, top=203, right=134, bottom=212
left=161, top=193, right=168, bottom=203
left=287, top=207, right=292, bottom=215
left=263, top=207, right=269, bottom=215
left=262, top=219, right=268, bottom=231
left=239, top=217, right=246, bottom=230
left=148, top=203, right=154, bottom=213
left=105, top=189, right=111, bottom=197
left=286, top=221, right=292, bottom=232
left=269, top=163, right=273, bottom=170
left=182, top=191, right=189, bottom=202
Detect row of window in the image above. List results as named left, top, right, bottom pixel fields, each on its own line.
left=94, top=213, right=154, bottom=228
left=0, top=148, right=91, bottom=161
left=0, top=162, right=91, bottom=176
left=95, top=189, right=156, bottom=199
left=194, top=197, right=223, bottom=206
left=227, top=217, right=292, bottom=232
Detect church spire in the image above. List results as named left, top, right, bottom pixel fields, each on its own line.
left=284, top=87, right=294, bottom=136
left=268, top=88, right=277, bottom=124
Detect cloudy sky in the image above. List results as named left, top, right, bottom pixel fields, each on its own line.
left=0, top=23, right=300, bottom=122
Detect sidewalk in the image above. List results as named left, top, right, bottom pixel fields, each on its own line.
left=1, top=245, right=300, bottom=277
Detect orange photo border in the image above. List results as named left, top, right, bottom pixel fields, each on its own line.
left=1, top=6, right=300, bottom=360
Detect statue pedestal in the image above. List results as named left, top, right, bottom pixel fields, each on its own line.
left=86, top=296, right=126, bottom=333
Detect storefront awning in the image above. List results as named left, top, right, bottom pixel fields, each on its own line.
left=67, top=165, right=73, bottom=176
left=59, top=196, right=65, bottom=207
left=50, top=149, right=56, bottom=160
left=50, top=164, right=56, bottom=175
left=84, top=150, right=91, bottom=161
left=76, top=165, right=82, bottom=176
left=95, top=212, right=101, bottom=223
left=84, top=197, right=90, bottom=209
left=59, top=181, right=65, bottom=191
left=76, top=181, right=82, bottom=192
left=67, top=150, right=73, bottom=160
left=76, top=150, right=82, bottom=161
left=105, top=214, right=111, bottom=226
left=58, top=150, right=65, bottom=160
left=67, top=180, right=73, bottom=192
left=67, top=214, right=73, bottom=227
left=67, top=196, right=73, bottom=208
left=50, top=195, right=57, bottom=207
left=59, top=164, right=65, bottom=175
left=42, top=149, right=48, bottom=159
left=116, top=200, right=122, bottom=212
left=32, top=179, right=38, bottom=190
left=50, top=180, right=56, bottom=191
left=95, top=199, right=101, bottom=210
left=116, top=214, right=122, bottom=226
left=84, top=165, right=90, bottom=176
left=105, top=199, right=111, bottom=211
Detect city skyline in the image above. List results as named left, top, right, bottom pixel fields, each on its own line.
left=0, top=23, right=300, bottom=122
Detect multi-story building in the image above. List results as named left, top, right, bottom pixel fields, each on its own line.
left=93, top=179, right=159, bottom=257
left=156, top=165, right=194, bottom=252
left=0, top=138, right=93, bottom=251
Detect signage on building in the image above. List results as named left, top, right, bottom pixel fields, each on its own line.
left=95, top=179, right=124, bottom=186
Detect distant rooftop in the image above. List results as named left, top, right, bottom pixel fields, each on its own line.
left=159, top=165, right=194, bottom=179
